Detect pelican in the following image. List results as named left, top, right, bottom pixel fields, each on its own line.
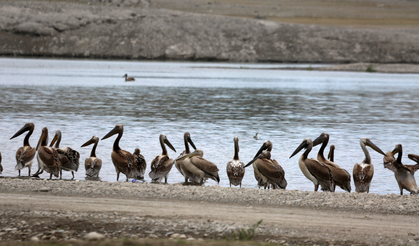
left=383, top=144, right=419, bottom=195
left=175, top=149, right=220, bottom=185
left=227, top=136, right=245, bottom=187
left=328, top=145, right=335, bottom=162
left=353, top=137, right=386, bottom=193
left=35, top=127, right=61, bottom=179
left=102, top=124, right=138, bottom=181
left=174, top=132, right=200, bottom=184
left=149, top=134, right=177, bottom=184
left=290, top=138, right=334, bottom=192
left=313, top=133, right=351, bottom=192
left=123, top=74, right=135, bottom=82
left=133, top=148, right=147, bottom=181
left=10, top=122, right=36, bottom=176
left=50, top=130, right=80, bottom=179
left=81, top=136, right=102, bottom=178
left=244, top=140, right=286, bottom=189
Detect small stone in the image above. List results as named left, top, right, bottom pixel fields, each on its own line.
left=179, top=234, right=187, bottom=239
left=39, top=187, right=50, bottom=192
left=170, top=233, right=180, bottom=239
left=30, top=236, right=39, bottom=241
left=186, top=237, right=195, bottom=241
left=84, top=232, right=105, bottom=241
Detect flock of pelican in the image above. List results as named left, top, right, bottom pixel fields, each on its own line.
left=2, top=122, right=419, bottom=195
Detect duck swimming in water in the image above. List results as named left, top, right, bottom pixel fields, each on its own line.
left=123, top=74, right=135, bottom=82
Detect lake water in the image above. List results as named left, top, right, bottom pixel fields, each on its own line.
left=1, top=57, right=419, bottom=195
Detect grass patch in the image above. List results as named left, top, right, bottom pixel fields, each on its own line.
left=230, top=219, right=263, bottom=241
left=366, top=65, right=377, bottom=72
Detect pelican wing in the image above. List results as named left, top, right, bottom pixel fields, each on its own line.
left=255, top=159, right=287, bottom=189
left=407, top=154, right=419, bottom=174
left=15, top=146, right=36, bottom=169
left=323, top=162, right=351, bottom=191
left=149, top=155, right=173, bottom=180
left=190, top=156, right=219, bottom=182
left=133, top=151, right=147, bottom=179
left=305, top=159, right=332, bottom=183
left=85, top=157, right=102, bottom=178
left=113, top=149, right=134, bottom=168
left=57, top=147, right=80, bottom=171
left=38, top=146, right=61, bottom=177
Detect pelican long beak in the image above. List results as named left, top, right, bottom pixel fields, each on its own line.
left=187, top=136, right=197, bottom=150
left=36, top=128, right=48, bottom=151
left=81, top=137, right=96, bottom=147
left=10, top=123, right=31, bottom=140
left=365, top=139, right=385, bottom=156
left=102, top=125, right=121, bottom=140
left=289, top=140, right=307, bottom=159
left=408, top=154, right=419, bottom=164
left=254, top=142, right=268, bottom=159
left=49, top=132, right=59, bottom=147
left=176, top=150, right=199, bottom=161
left=164, top=138, right=176, bottom=153
left=244, top=156, right=258, bottom=168
left=312, top=134, right=324, bottom=147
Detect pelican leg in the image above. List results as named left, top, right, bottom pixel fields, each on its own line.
left=49, top=173, right=53, bottom=180
left=116, top=172, right=120, bottom=181
left=314, top=184, right=319, bottom=192
left=60, top=170, right=62, bottom=179
left=164, top=176, right=168, bottom=184
left=71, top=171, right=75, bottom=180
left=18, top=170, right=21, bottom=177
left=28, top=168, right=31, bottom=177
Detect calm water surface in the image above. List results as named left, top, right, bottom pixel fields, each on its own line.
left=1, top=57, right=419, bottom=195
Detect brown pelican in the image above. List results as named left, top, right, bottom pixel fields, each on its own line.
left=102, top=124, right=137, bottom=181
left=328, top=145, right=335, bottom=162
left=133, top=148, right=147, bottom=181
left=10, top=122, right=37, bottom=176
left=175, top=149, right=220, bottom=185
left=149, top=134, right=177, bottom=183
left=81, top=136, right=102, bottom=178
left=123, top=74, right=135, bottom=82
left=383, top=144, right=419, bottom=195
left=227, top=136, right=245, bottom=187
left=174, top=132, right=200, bottom=184
left=244, top=140, right=286, bottom=189
left=50, top=130, right=80, bottom=179
left=290, top=138, right=334, bottom=192
left=35, top=127, right=61, bottom=179
left=353, top=137, right=386, bottom=193
left=313, top=133, right=351, bottom=192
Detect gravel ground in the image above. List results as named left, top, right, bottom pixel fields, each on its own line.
left=1, top=178, right=419, bottom=246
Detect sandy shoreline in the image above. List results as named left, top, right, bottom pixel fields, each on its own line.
left=1, top=178, right=419, bottom=245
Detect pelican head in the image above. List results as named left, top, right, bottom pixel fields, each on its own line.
left=312, top=132, right=329, bottom=146
left=81, top=136, right=99, bottom=147
left=360, top=137, right=385, bottom=156
left=10, top=122, right=35, bottom=140
left=49, top=130, right=62, bottom=148
left=102, top=124, right=123, bottom=140
left=184, top=132, right=197, bottom=150
left=160, top=134, right=176, bottom=153
left=36, top=127, right=49, bottom=151
left=244, top=150, right=271, bottom=168
left=175, top=149, right=203, bottom=161
left=289, top=138, right=312, bottom=159
left=254, top=140, right=272, bottom=158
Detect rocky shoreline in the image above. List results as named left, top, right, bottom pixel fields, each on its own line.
left=1, top=1, right=419, bottom=66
